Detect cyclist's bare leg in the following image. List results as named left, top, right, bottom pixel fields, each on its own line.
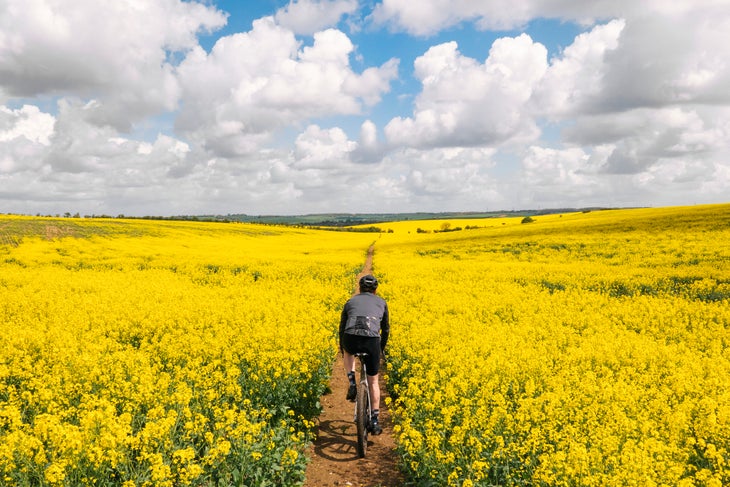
left=343, top=350, right=356, bottom=375
left=367, top=373, right=380, bottom=411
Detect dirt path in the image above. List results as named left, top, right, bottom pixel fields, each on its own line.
left=303, top=245, right=405, bottom=487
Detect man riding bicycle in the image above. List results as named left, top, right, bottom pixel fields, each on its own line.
left=339, top=274, right=389, bottom=435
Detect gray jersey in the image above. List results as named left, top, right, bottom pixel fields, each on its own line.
left=339, top=292, right=390, bottom=342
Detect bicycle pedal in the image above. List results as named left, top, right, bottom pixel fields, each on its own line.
left=346, top=384, right=356, bottom=401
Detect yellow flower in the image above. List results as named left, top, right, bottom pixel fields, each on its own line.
left=44, top=461, right=67, bottom=485
left=3, top=205, right=729, bottom=487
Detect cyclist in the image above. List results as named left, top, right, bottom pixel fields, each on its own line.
left=339, top=274, right=390, bottom=435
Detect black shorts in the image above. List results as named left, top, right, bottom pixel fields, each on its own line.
left=342, top=334, right=381, bottom=376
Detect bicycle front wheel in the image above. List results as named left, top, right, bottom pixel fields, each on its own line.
left=355, top=381, right=369, bottom=458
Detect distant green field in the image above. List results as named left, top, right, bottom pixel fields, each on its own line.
left=218, top=207, right=613, bottom=226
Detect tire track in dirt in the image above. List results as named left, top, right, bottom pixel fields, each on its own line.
left=303, top=244, right=404, bottom=487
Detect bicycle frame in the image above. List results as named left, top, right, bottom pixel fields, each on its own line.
left=353, top=353, right=371, bottom=458
left=354, top=354, right=372, bottom=420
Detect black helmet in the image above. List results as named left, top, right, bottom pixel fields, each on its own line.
left=359, top=274, right=378, bottom=292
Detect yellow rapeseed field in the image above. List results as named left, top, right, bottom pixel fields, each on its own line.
left=0, top=216, right=374, bottom=486
left=375, top=204, right=730, bottom=486
left=2, top=204, right=729, bottom=486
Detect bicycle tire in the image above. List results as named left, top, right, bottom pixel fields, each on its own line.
left=355, top=380, right=369, bottom=458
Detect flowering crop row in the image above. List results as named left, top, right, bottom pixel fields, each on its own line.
left=0, top=217, right=374, bottom=486
left=374, top=205, right=730, bottom=486
left=4, top=205, right=729, bottom=486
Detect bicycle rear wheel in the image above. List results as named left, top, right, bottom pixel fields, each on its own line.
left=355, top=380, right=369, bottom=458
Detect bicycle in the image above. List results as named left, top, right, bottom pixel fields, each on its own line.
left=353, top=352, right=371, bottom=458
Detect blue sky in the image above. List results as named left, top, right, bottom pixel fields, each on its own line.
left=1, top=1, right=728, bottom=216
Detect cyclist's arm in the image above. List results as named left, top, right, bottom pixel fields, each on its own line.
left=339, top=305, right=348, bottom=352
left=379, top=303, right=390, bottom=353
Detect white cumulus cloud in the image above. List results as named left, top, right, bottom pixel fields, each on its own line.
left=0, top=0, right=226, bottom=130
left=176, top=18, right=398, bottom=157
left=294, top=124, right=356, bottom=169
left=1, top=1, right=728, bottom=215
left=275, top=0, right=358, bottom=35
left=0, top=105, right=55, bottom=145
left=385, top=34, right=547, bottom=149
